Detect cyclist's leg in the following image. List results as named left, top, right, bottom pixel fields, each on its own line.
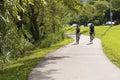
left=76, top=34, right=77, bottom=43
left=76, top=33, right=78, bottom=43
left=90, top=33, right=92, bottom=42
left=76, top=33, right=80, bottom=44
left=77, top=33, right=80, bottom=44
left=90, top=32, right=95, bottom=43
left=92, top=32, right=95, bottom=39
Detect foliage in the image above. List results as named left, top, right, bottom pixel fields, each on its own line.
left=112, top=0, right=120, bottom=10
left=79, top=3, right=96, bottom=25
left=78, top=0, right=110, bottom=25
left=0, top=0, right=26, bottom=63
left=0, top=0, right=80, bottom=72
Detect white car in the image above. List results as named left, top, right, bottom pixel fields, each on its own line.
left=105, top=21, right=115, bottom=25
left=71, top=24, right=78, bottom=27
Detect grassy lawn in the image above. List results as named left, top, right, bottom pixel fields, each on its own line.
left=0, top=36, right=74, bottom=80
left=95, top=25, right=120, bottom=68
left=66, top=25, right=120, bottom=68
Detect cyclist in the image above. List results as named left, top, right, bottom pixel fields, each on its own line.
left=76, top=25, right=80, bottom=44
left=88, top=23, right=95, bottom=43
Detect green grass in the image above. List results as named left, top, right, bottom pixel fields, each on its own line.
left=95, top=25, right=120, bottom=68
left=0, top=36, right=74, bottom=80
left=66, top=25, right=120, bottom=68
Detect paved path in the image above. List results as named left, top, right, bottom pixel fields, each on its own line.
left=28, top=34, right=120, bottom=80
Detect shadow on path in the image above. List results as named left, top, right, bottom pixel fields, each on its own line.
left=29, top=56, right=70, bottom=80
left=37, top=56, right=69, bottom=67
left=86, top=42, right=93, bottom=45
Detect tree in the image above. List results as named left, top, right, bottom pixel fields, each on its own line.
left=79, top=0, right=109, bottom=25
left=79, top=3, right=96, bottom=25
left=112, top=0, right=120, bottom=10
left=93, top=1, right=109, bottom=25
left=0, top=0, right=83, bottom=63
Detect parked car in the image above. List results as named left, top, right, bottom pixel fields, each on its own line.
left=71, top=23, right=78, bottom=27
left=105, top=21, right=115, bottom=25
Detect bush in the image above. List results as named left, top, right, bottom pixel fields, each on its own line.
left=0, top=27, right=34, bottom=62
left=40, top=32, right=65, bottom=48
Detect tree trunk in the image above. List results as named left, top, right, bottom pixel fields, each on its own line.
left=30, top=5, right=40, bottom=41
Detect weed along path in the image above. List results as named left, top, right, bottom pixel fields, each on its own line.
left=28, top=34, right=120, bottom=80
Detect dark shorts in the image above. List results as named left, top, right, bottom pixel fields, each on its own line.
left=90, top=32, right=95, bottom=36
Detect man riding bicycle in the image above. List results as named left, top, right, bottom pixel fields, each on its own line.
left=88, top=23, right=95, bottom=43
left=76, top=25, right=80, bottom=44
